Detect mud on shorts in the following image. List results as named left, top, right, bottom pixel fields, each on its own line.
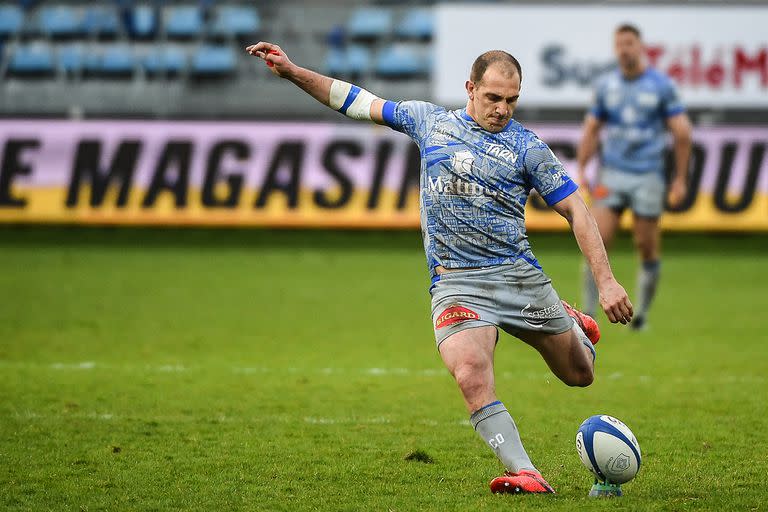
left=592, top=167, right=666, bottom=219
left=430, top=260, right=575, bottom=348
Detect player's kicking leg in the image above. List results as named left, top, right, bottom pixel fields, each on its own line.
left=516, top=309, right=599, bottom=389
left=438, top=326, right=556, bottom=495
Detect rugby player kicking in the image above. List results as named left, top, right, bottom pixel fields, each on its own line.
left=247, top=42, right=633, bottom=495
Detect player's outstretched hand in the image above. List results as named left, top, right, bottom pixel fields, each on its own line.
left=245, top=42, right=293, bottom=78
left=599, top=279, right=633, bottom=324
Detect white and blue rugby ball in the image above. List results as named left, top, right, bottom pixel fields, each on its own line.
left=575, top=415, right=642, bottom=484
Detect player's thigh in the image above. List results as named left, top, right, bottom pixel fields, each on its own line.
left=430, top=267, right=502, bottom=378
left=592, top=168, right=628, bottom=248
left=632, top=214, right=661, bottom=261
left=629, top=173, right=665, bottom=221
left=516, top=326, right=594, bottom=386
left=438, top=325, right=498, bottom=377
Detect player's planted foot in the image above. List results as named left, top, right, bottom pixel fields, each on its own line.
left=561, top=300, right=601, bottom=345
left=489, top=470, right=556, bottom=494
left=629, top=315, right=647, bottom=331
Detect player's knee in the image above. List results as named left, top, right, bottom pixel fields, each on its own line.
left=453, top=361, right=491, bottom=398
left=634, top=239, right=657, bottom=260
left=562, top=364, right=594, bottom=387
left=570, top=366, right=594, bottom=387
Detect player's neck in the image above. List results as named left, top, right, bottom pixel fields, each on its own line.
left=465, top=101, right=478, bottom=123
left=620, top=62, right=647, bottom=80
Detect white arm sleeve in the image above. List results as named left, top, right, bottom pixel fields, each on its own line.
left=328, top=79, right=379, bottom=121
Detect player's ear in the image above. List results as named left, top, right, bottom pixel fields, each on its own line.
left=466, top=80, right=475, bottom=100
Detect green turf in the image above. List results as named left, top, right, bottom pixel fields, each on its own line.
left=1, top=227, right=767, bottom=511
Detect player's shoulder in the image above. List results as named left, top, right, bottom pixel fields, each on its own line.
left=517, top=123, right=544, bottom=144
left=512, top=122, right=550, bottom=151
left=643, top=67, right=676, bottom=89
left=397, top=100, right=447, bottom=116
left=594, top=67, right=621, bottom=91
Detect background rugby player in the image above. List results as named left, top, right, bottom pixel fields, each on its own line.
left=247, top=41, right=633, bottom=495
left=576, top=24, right=692, bottom=330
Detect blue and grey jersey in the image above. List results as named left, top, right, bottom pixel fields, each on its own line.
left=381, top=101, right=578, bottom=278
left=591, top=67, right=685, bottom=175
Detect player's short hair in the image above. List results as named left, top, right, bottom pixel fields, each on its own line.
left=470, top=50, right=522, bottom=85
left=615, top=23, right=642, bottom=40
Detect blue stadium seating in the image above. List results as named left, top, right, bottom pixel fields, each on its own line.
left=210, top=5, right=260, bottom=38
left=326, top=46, right=370, bottom=77
left=375, top=45, right=428, bottom=78
left=58, top=44, right=85, bottom=73
left=0, top=2, right=432, bottom=86
left=347, top=8, right=392, bottom=40
left=36, top=6, right=84, bottom=38
left=9, top=42, right=55, bottom=75
left=130, top=5, right=156, bottom=39
left=143, top=46, right=187, bottom=76
left=0, top=5, right=24, bottom=38
left=100, top=44, right=135, bottom=75
left=395, top=9, right=433, bottom=40
left=82, top=6, right=121, bottom=38
left=326, top=48, right=345, bottom=76
left=165, top=6, right=204, bottom=39
left=191, top=45, right=236, bottom=77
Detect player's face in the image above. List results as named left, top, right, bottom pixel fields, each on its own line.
left=614, top=31, right=644, bottom=73
left=466, top=65, right=521, bottom=133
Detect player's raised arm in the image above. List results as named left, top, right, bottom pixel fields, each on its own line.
left=246, top=41, right=389, bottom=126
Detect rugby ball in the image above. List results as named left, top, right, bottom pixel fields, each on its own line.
left=575, top=415, right=641, bottom=484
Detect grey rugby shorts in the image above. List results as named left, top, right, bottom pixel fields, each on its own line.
left=593, top=167, right=666, bottom=219
left=430, top=260, right=574, bottom=348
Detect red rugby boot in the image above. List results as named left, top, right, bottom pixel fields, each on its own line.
left=489, top=469, right=556, bottom=494
left=561, top=300, right=600, bottom=345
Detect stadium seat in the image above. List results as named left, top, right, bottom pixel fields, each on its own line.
left=375, top=45, right=428, bottom=78
left=58, top=44, right=85, bottom=74
left=326, top=45, right=370, bottom=78
left=165, top=6, right=204, bottom=39
left=130, top=5, right=156, bottom=39
left=347, top=8, right=392, bottom=41
left=36, top=6, right=84, bottom=38
left=8, top=42, right=55, bottom=76
left=143, top=46, right=187, bottom=76
left=82, top=6, right=121, bottom=38
left=99, top=44, right=136, bottom=77
left=210, top=5, right=260, bottom=38
left=395, top=9, right=433, bottom=40
left=326, top=48, right=346, bottom=76
left=191, top=45, right=236, bottom=77
left=0, top=5, right=24, bottom=39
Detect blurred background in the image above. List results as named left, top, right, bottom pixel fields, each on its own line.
left=0, top=0, right=765, bottom=230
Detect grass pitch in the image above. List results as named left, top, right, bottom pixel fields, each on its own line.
left=1, top=227, right=767, bottom=511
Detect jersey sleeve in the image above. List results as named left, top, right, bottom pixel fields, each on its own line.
left=523, top=137, right=578, bottom=206
left=660, top=76, right=685, bottom=117
left=381, top=100, right=438, bottom=141
left=589, top=81, right=608, bottom=121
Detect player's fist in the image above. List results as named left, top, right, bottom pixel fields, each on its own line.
left=245, top=42, right=293, bottom=78
left=667, top=179, right=687, bottom=208
left=598, top=279, right=633, bottom=325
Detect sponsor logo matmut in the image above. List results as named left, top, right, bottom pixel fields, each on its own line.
left=435, top=305, right=480, bottom=329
